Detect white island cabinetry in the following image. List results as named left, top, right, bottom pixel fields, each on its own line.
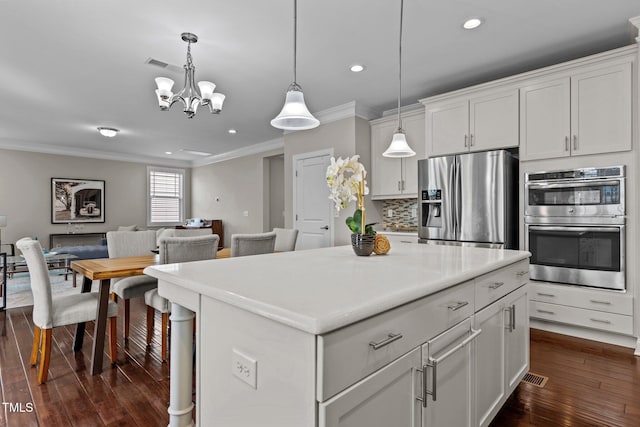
left=146, top=243, right=530, bottom=427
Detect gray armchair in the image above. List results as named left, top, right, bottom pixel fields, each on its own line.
left=273, top=228, right=299, bottom=252
left=16, top=237, right=118, bottom=383
left=230, top=231, right=277, bottom=257
left=106, top=230, right=158, bottom=341
left=144, top=234, right=219, bottom=361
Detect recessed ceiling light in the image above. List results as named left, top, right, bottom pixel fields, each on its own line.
left=97, top=127, right=119, bottom=137
left=350, top=64, right=365, bottom=73
left=463, top=18, right=483, bottom=30
left=228, top=129, right=237, bottom=134
left=165, top=151, right=173, bottom=155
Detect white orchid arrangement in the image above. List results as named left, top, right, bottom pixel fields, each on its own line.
left=326, top=155, right=376, bottom=235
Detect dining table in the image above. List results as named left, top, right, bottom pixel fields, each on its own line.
left=71, top=254, right=158, bottom=375
left=70, top=248, right=231, bottom=375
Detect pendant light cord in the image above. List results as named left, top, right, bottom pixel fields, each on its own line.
left=293, top=0, right=298, bottom=86
left=397, top=0, right=404, bottom=131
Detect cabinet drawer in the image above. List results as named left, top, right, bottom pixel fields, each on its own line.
left=530, top=301, right=633, bottom=335
left=530, top=282, right=632, bottom=315
left=317, top=281, right=474, bottom=402
left=475, top=260, right=529, bottom=311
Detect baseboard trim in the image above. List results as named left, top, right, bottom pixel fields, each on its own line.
left=530, top=319, right=638, bottom=350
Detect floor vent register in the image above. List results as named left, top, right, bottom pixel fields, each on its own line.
left=521, top=372, right=548, bottom=388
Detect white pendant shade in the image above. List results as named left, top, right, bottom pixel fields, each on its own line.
left=197, top=81, right=216, bottom=100
left=383, top=131, right=416, bottom=157
left=271, top=89, right=320, bottom=130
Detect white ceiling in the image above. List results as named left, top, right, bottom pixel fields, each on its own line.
left=1, top=1, right=639, bottom=167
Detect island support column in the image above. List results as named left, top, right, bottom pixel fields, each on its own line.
left=168, top=303, right=195, bottom=427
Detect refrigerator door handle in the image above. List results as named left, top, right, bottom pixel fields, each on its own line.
left=454, top=156, right=461, bottom=238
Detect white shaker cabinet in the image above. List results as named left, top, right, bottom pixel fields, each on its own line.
left=319, top=347, right=421, bottom=427
left=475, top=285, right=529, bottom=427
left=424, top=89, right=519, bottom=157
left=422, top=318, right=478, bottom=427
left=520, top=62, right=632, bottom=161
left=370, top=109, right=425, bottom=199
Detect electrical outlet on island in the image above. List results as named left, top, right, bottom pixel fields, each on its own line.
left=232, top=349, right=257, bottom=388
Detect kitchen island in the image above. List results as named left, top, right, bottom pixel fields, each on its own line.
left=145, top=241, right=530, bottom=427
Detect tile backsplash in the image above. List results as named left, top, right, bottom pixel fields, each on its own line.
left=381, top=198, right=418, bottom=230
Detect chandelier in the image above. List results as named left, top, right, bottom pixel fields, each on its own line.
left=154, top=32, right=226, bottom=119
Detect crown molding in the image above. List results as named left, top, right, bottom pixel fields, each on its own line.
left=191, top=137, right=284, bottom=167
left=630, top=16, right=640, bottom=30
left=313, top=101, right=380, bottom=125
left=0, top=139, right=191, bottom=168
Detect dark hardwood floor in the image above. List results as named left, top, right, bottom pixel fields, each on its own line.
left=1, top=298, right=639, bottom=426
left=491, top=329, right=640, bottom=427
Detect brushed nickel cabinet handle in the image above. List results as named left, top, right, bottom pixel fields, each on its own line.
left=565, top=136, right=569, bottom=151
left=511, top=304, right=516, bottom=331
left=536, top=292, right=556, bottom=298
left=447, top=301, right=469, bottom=311
left=589, top=299, right=612, bottom=305
left=416, top=366, right=428, bottom=408
left=488, top=282, right=504, bottom=289
left=536, top=309, right=555, bottom=315
left=573, top=135, right=578, bottom=150
left=589, top=318, right=611, bottom=324
left=369, top=332, right=403, bottom=350
left=427, top=328, right=482, bottom=402
left=470, top=134, right=474, bottom=146
left=516, top=271, right=528, bottom=277
left=464, top=134, right=468, bottom=148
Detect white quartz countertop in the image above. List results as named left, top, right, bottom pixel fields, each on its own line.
left=145, top=242, right=529, bottom=335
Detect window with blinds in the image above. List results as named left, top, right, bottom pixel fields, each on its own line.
left=147, top=167, right=185, bottom=225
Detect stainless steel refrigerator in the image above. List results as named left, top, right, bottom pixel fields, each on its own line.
left=418, top=150, right=518, bottom=249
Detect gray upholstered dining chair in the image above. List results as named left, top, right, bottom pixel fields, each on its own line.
left=16, top=237, right=118, bottom=384
left=106, top=230, right=158, bottom=341
left=230, top=231, right=277, bottom=257
left=144, top=234, right=219, bottom=361
left=273, top=228, right=299, bottom=252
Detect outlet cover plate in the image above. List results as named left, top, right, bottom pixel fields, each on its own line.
left=232, top=349, right=257, bottom=388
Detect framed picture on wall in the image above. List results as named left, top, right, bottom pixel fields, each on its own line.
left=51, top=178, right=105, bottom=223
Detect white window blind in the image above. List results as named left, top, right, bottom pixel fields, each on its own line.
left=148, top=167, right=184, bottom=225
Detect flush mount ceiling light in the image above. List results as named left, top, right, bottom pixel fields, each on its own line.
left=228, top=129, right=237, bottom=134
left=154, top=32, right=226, bottom=119
left=463, top=18, right=483, bottom=30
left=271, top=0, right=320, bottom=131
left=350, top=64, right=365, bottom=73
left=383, top=0, right=416, bottom=158
left=97, top=127, right=119, bottom=138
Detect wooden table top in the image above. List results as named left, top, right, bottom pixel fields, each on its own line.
left=71, top=255, right=157, bottom=281
left=71, top=249, right=232, bottom=281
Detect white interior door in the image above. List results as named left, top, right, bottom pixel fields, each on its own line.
left=294, top=151, right=333, bottom=250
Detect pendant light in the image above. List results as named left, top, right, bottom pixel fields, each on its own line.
left=271, top=0, right=320, bottom=131
left=383, top=0, right=416, bottom=158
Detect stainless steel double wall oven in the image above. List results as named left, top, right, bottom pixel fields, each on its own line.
left=524, top=166, right=625, bottom=291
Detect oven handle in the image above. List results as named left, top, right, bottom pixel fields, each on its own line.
left=527, top=180, right=621, bottom=189
left=529, top=226, right=621, bottom=233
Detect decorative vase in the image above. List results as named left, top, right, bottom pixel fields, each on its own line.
left=351, top=233, right=375, bottom=256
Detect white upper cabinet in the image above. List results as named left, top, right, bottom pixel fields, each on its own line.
left=520, top=62, right=632, bottom=161
left=370, top=109, right=425, bottom=199
left=424, top=89, right=519, bottom=157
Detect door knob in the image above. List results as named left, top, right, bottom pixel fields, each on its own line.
left=320, top=225, right=329, bottom=230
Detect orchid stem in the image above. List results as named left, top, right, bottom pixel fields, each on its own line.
left=360, top=171, right=366, bottom=235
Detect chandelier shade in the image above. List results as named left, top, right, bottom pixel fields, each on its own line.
left=271, top=0, right=319, bottom=131
left=154, top=33, right=225, bottom=118
left=382, top=0, right=416, bottom=158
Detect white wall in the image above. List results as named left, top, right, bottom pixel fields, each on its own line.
left=284, top=116, right=382, bottom=246
left=268, top=155, right=285, bottom=230
left=191, top=149, right=282, bottom=247
left=0, top=148, right=190, bottom=250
